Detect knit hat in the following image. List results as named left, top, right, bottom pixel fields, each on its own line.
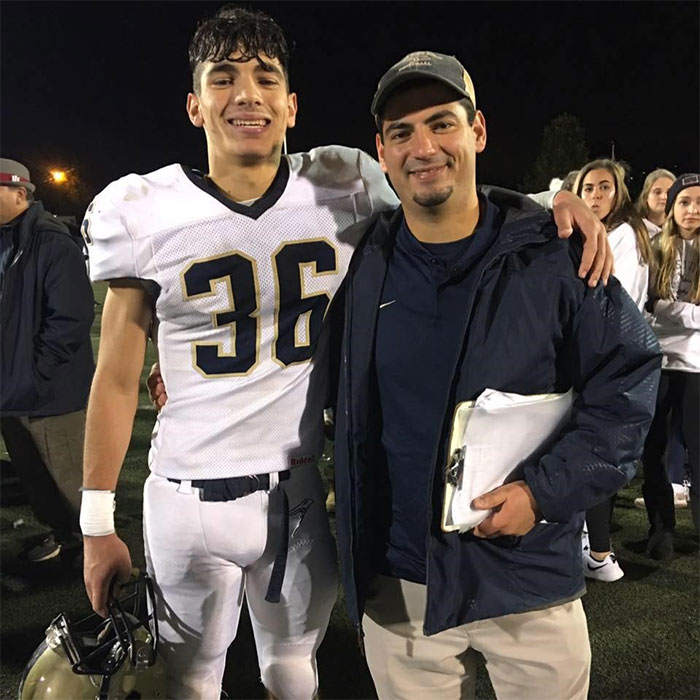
left=665, top=173, right=700, bottom=214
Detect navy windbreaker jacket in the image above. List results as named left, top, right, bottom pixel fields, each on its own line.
left=334, top=186, right=661, bottom=636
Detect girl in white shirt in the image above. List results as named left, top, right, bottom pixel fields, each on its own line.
left=573, top=159, right=656, bottom=581
left=642, top=174, right=700, bottom=560
left=576, top=159, right=654, bottom=311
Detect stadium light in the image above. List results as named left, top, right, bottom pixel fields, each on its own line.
left=50, top=169, right=68, bottom=184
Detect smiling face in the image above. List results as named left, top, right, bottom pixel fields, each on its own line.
left=375, top=81, right=486, bottom=215
left=187, top=50, right=297, bottom=168
left=581, top=168, right=616, bottom=221
left=647, top=176, right=674, bottom=218
left=673, top=185, right=700, bottom=239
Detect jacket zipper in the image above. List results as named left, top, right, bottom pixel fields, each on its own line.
left=423, top=236, right=521, bottom=631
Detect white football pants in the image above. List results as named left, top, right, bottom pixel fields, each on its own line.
left=143, top=462, right=338, bottom=699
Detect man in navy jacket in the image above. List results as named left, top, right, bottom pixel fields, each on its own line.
left=0, top=158, right=94, bottom=563
left=333, top=53, right=661, bottom=699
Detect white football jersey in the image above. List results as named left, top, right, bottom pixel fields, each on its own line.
left=85, top=146, right=397, bottom=478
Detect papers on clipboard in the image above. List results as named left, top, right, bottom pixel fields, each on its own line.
left=441, top=388, right=574, bottom=533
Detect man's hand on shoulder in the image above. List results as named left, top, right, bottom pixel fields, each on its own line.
left=471, top=480, right=541, bottom=538
left=83, top=533, right=132, bottom=617
left=552, top=190, right=613, bottom=288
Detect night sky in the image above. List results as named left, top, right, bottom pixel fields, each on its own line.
left=2, top=1, right=698, bottom=217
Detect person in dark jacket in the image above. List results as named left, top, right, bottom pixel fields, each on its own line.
left=333, top=53, right=662, bottom=699
left=0, top=157, right=94, bottom=562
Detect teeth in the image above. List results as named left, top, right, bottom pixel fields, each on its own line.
left=230, top=119, right=266, bottom=127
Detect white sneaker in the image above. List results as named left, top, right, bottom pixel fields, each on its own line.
left=581, top=527, right=589, bottom=553
left=583, top=550, right=624, bottom=582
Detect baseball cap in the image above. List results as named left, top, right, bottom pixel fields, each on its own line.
left=0, top=158, right=36, bottom=193
left=371, top=51, right=476, bottom=118
left=665, top=173, right=700, bottom=214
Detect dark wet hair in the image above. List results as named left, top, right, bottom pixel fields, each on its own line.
left=189, top=5, right=290, bottom=93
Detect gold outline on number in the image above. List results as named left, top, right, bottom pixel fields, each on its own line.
left=271, top=238, right=338, bottom=368
left=180, top=250, right=261, bottom=378
left=294, top=308, right=313, bottom=347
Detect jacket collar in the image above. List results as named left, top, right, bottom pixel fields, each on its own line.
left=12, top=201, right=72, bottom=253
left=366, top=185, right=554, bottom=259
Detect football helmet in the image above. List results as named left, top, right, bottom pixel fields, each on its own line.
left=19, top=574, right=167, bottom=700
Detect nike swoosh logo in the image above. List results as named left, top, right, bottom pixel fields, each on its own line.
left=587, top=561, right=608, bottom=571
left=379, top=300, right=396, bottom=309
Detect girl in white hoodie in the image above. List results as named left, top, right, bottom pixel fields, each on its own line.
left=574, top=159, right=655, bottom=581
left=641, top=174, right=700, bottom=560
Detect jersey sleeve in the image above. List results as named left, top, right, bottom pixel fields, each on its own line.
left=81, top=181, right=138, bottom=281
left=527, top=190, right=556, bottom=210
left=357, top=149, right=399, bottom=214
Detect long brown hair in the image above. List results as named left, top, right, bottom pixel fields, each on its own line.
left=636, top=168, right=676, bottom=220
left=575, top=159, right=653, bottom=266
left=652, top=212, right=700, bottom=303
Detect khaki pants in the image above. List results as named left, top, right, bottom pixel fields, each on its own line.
left=1, top=410, right=85, bottom=538
left=364, top=575, right=590, bottom=700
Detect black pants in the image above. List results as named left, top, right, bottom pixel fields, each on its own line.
left=1, top=414, right=82, bottom=541
left=586, top=494, right=617, bottom=553
left=641, top=371, right=699, bottom=533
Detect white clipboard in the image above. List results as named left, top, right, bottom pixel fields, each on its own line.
left=441, top=388, right=574, bottom=533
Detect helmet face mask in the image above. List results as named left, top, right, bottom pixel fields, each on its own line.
left=19, top=574, right=167, bottom=700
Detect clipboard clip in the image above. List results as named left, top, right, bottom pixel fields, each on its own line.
left=445, top=446, right=465, bottom=487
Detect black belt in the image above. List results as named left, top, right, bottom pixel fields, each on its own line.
left=166, top=471, right=290, bottom=603
left=167, top=471, right=289, bottom=502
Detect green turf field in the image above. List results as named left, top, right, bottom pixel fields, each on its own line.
left=1, top=283, right=698, bottom=699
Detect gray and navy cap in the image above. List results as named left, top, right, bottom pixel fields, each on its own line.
left=371, top=51, right=476, bottom=118
left=0, top=158, right=35, bottom=193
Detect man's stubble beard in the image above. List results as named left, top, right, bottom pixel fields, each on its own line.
left=413, top=186, right=453, bottom=208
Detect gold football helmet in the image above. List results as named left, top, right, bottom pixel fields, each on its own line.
left=19, top=574, right=167, bottom=700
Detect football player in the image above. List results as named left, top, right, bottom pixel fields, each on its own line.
left=80, top=6, right=609, bottom=700
left=80, top=8, right=395, bottom=699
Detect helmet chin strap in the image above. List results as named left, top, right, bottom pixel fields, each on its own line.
left=283, top=135, right=288, bottom=155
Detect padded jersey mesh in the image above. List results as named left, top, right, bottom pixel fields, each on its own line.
left=86, top=148, right=397, bottom=478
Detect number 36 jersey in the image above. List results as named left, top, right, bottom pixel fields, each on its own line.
left=85, top=146, right=397, bottom=479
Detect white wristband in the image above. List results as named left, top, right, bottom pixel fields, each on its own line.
left=80, top=489, right=116, bottom=536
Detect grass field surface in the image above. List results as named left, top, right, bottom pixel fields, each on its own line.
left=1, top=283, right=698, bottom=699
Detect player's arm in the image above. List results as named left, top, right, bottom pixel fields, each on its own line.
left=82, top=281, right=152, bottom=617
left=530, top=189, right=612, bottom=287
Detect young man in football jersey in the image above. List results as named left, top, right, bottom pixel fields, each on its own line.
left=80, top=8, right=396, bottom=699
left=81, top=6, right=609, bottom=700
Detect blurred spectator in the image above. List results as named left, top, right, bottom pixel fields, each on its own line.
left=0, top=157, right=94, bottom=563
left=561, top=170, right=580, bottom=193
left=574, top=158, right=655, bottom=581
left=635, top=168, right=689, bottom=506
left=575, top=159, right=653, bottom=311
left=637, top=168, right=676, bottom=236
left=641, top=174, right=700, bottom=559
